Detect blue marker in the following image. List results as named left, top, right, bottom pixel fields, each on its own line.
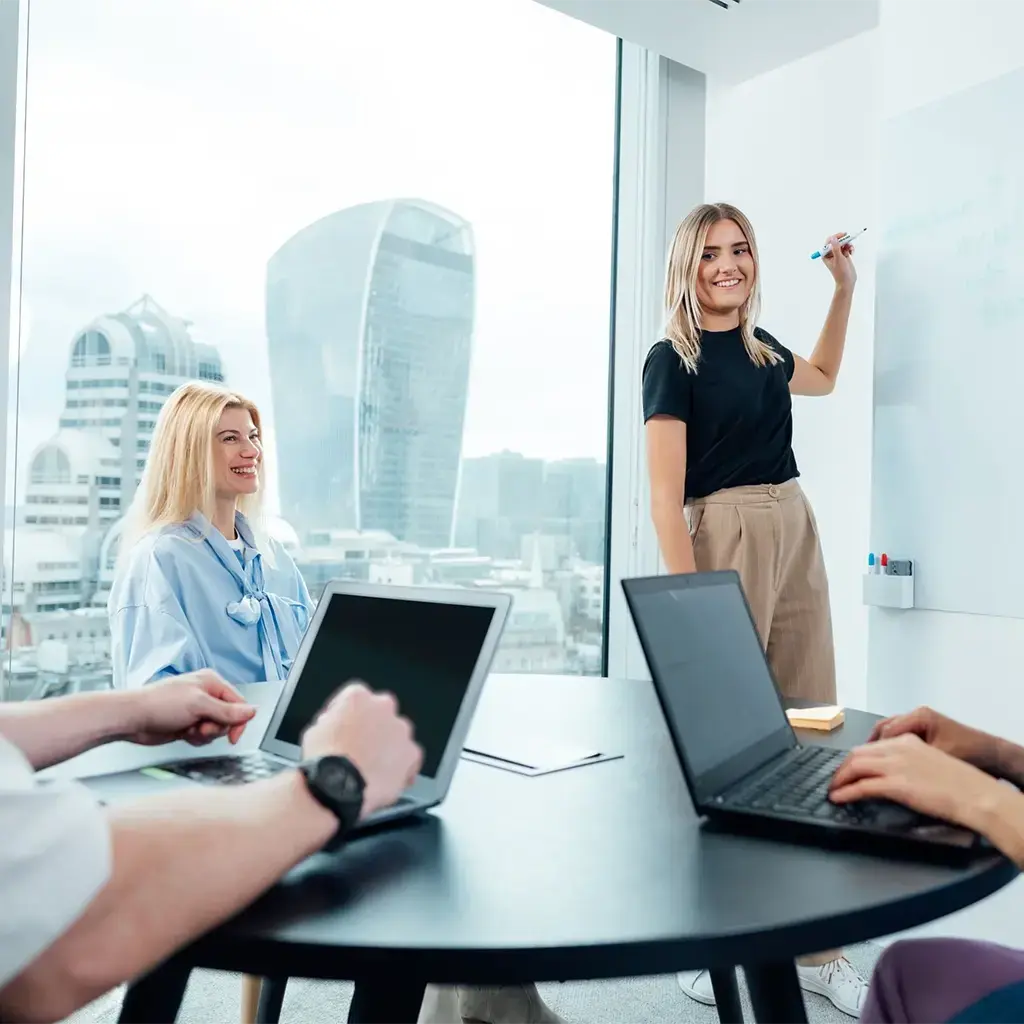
left=811, top=227, right=867, bottom=260
left=867, top=552, right=877, bottom=575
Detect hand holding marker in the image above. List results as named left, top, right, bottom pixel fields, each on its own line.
left=810, top=228, right=867, bottom=261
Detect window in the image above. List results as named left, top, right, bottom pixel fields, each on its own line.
left=70, top=329, right=111, bottom=367
left=4, top=0, right=617, bottom=701
left=30, top=446, right=70, bottom=485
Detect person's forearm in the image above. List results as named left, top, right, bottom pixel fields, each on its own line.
left=0, top=690, right=140, bottom=769
left=808, top=285, right=854, bottom=386
left=651, top=504, right=697, bottom=574
left=968, top=784, right=1024, bottom=870
left=0, top=771, right=337, bottom=1023
left=990, top=736, right=1024, bottom=789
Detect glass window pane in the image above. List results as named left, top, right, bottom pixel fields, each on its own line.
left=6, top=0, right=616, bottom=700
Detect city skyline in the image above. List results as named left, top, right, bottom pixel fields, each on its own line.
left=6, top=281, right=608, bottom=521
left=2, top=283, right=608, bottom=699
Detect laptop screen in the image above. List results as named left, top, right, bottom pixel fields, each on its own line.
left=624, top=572, right=796, bottom=801
left=272, top=592, right=496, bottom=778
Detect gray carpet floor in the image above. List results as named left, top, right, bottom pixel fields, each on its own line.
left=64, top=943, right=880, bottom=1024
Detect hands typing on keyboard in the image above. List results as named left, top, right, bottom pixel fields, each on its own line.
left=717, top=746, right=921, bottom=830
left=828, top=708, right=1021, bottom=841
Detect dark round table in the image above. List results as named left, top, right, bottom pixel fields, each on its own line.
left=119, top=674, right=1016, bottom=1024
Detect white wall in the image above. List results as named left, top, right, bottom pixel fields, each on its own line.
left=705, top=30, right=879, bottom=712
left=865, top=0, right=1024, bottom=950
left=706, top=0, right=1024, bottom=948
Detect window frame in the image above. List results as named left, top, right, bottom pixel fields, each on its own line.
left=0, top=0, right=23, bottom=702
left=604, top=48, right=706, bottom=682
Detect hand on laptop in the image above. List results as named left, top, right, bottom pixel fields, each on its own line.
left=124, top=671, right=257, bottom=747
left=302, top=681, right=424, bottom=820
left=829, top=733, right=1006, bottom=832
left=869, top=706, right=1004, bottom=776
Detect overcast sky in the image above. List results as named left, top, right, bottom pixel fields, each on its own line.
left=8, top=0, right=616, bottom=506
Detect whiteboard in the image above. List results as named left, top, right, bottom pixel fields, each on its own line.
left=873, top=66, right=1024, bottom=618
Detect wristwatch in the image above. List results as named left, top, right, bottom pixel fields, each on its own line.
left=298, top=755, right=366, bottom=850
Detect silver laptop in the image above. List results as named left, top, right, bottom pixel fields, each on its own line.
left=82, top=580, right=512, bottom=831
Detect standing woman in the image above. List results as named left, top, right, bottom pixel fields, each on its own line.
left=643, top=203, right=866, bottom=1017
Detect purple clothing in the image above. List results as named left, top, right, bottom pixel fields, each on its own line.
left=863, top=938, right=1024, bottom=1023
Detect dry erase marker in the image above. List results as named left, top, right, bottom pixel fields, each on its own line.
left=811, top=227, right=867, bottom=260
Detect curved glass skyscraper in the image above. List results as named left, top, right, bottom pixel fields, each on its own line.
left=266, top=199, right=474, bottom=549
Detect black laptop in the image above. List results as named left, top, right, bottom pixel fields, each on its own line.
left=622, top=570, right=984, bottom=863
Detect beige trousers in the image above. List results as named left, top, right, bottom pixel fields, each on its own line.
left=686, top=479, right=836, bottom=704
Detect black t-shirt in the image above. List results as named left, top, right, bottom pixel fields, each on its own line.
left=641, top=326, right=799, bottom=501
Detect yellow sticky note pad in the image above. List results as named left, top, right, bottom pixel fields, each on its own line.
left=786, top=705, right=845, bottom=731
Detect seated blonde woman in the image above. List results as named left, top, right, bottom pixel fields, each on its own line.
left=109, top=380, right=563, bottom=1024
left=109, top=381, right=313, bottom=1022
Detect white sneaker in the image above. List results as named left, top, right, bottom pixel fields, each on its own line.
left=796, top=957, right=867, bottom=1018
left=676, top=970, right=716, bottom=1006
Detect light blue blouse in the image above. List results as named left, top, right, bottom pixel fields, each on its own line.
left=108, top=512, right=313, bottom=689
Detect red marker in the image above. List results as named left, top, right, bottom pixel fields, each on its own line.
left=880, top=553, right=889, bottom=574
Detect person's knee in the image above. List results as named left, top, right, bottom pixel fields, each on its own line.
left=875, top=938, right=969, bottom=988
left=874, top=940, right=915, bottom=981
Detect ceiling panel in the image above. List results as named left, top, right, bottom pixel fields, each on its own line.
left=534, top=0, right=879, bottom=84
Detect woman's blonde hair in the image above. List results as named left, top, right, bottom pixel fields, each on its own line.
left=663, top=201, right=781, bottom=374
left=119, top=380, right=268, bottom=560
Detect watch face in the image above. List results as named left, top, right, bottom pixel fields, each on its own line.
left=317, top=757, right=363, bottom=799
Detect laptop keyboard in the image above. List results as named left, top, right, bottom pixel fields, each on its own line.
left=719, top=745, right=919, bottom=829
left=162, top=753, right=290, bottom=786
left=160, top=756, right=421, bottom=814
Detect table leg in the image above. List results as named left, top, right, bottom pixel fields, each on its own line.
left=117, top=959, right=191, bottom=1023
left=348, top=979, right=427, bottom=1024
left=744, top=961, right=807, bottom=1024
left=710, top=968, right=744, bottom=1024
left=256, top=976, right=288, bottom=1023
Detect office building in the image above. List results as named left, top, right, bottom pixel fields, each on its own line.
left=27, top=294, right=224, bottom=524
left=20, top=294, right=225, bottom=605
left=454, top=451, right=545, bottom=558
left=266, top=199, right=475, bottom=549
left=541, top=457, right=606, bottom=564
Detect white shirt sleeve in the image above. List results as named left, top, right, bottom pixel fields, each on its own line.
left=0, top=735, right=112, bottom=989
